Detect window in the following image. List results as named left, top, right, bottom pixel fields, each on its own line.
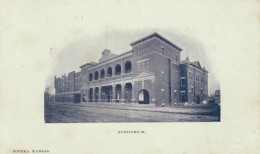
left=172, top=63, right=178, bottom=71
left=115, top=64, right=121, bottom=76
left=89, top=73, right=93, bottom=81
left=94, top=71, right=99, bottom=80
left=181, top=77, right=186, bottom=87
left=161, top=71, right=165, bottom=81
left=175, top=54, right=178, bottom=61
left=195, top=74, right=200, bottom=81
left=161, top=46, right=164, bottom=54
left=101, top=69, right=105, bottom=79
left=125, top=61, right=132, bottom=73
left=107, top=67, right=112, bottom=77
left=161, top=89, right=165, bottom=98
left=137, top=47, right=150, bottom=57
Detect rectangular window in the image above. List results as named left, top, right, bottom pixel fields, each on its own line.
left=161, top=72, right=165, bottom=81
left=161, top=89, right=165, bottom=98
left=161, top=46, right=164, bottom=54
left=181, top=77, right=186, bottom=87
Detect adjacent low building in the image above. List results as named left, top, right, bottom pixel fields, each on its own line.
left=54, top=32, right=208, bottom=106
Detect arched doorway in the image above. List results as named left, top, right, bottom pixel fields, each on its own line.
left=138, top=89, right=149, bottom=104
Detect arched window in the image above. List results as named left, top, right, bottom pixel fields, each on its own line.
left=107, top=67, right=112, bottom=77
left=94, top=71, right=99, bottom=80
left=115, top=64, right=121, bottom=76
left=125, top=61, right=132, bottom=73
left=101, top=69, right=105, bottom=79
left=89, top=73, right=93, bottom=81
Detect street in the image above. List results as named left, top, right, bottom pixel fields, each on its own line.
left=44, top=102, right=220, bottom=123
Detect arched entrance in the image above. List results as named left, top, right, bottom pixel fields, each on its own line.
left=138, top=89, right=149, bottom=104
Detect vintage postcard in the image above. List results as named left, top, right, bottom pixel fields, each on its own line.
left=1, top=0, right=259, bottom=154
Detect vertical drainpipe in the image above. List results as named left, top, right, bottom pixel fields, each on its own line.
left=168, top=58, right=172, bottom=106
left=186, top=65, right=188, bottom=102
left=193, top=66, right=196, bottom=103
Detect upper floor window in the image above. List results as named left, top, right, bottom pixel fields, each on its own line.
left=161, top=46, right=164, bottom=54
left=161, top=89, right=165, bottom=98
left=94, top=71, right=99, bottom=80
left=101, top=69, right=105, bottom=79
left=107, top=67, right=112, bottom=77
left=125, top=61, right=132, bottom=73
left=137, top=47, right=150, bottom=57
left=161, top=71, right=165, bottom=81
left=195, top=74, right=200, bottom=81
left=172, top=63, right=178, bottom=70
left=89, top=73, right=93, bottom=81
left=115, top=64, right=121, bottom=76
left=181, top=77, right=186, bottom=87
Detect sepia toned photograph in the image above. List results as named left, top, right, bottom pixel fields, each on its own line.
left=44, top=31, right=221, bottom=123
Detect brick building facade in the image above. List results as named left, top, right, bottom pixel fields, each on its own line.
left=54, top=32, right=208, bottom=106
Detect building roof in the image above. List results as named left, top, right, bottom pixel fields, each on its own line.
left=180, top=57, right=190, bottom=64
left=80, top=50, right=132, bottom=70
left=180, top=58, right=208, bottom=73
left=130, top=32, right=182, bottom=51
left=191, top=61, right=202, bottom=68
left=79, top=62, right=97, bottom=68
left=99, top=49, right=118, bottom=62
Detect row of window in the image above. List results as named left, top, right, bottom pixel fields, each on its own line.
left=181, top=77, right=207, bottom=87
left=137, top=47, right=151, bottom=57
left=188, top=72, right=205, bottom=83
left=89, top=61, right=132, bottom=81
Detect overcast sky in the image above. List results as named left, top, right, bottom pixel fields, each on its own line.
left=3, top=1, right=258, bottom=97
left=36, top=1, right=251, bottom=95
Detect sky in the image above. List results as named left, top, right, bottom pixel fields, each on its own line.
left=1, top=0, right=258, bottom=97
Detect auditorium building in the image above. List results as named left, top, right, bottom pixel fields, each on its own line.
left=54, top=32, right=208, bottom=107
